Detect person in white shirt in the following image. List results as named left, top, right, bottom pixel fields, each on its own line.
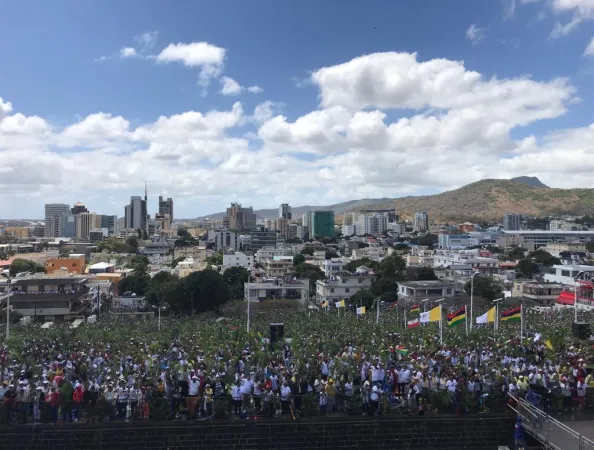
left=231, top=381, right=242, bottom=416
left=280, top=381, right=291, bottom=415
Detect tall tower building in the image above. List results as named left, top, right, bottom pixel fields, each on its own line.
left=311, top=210, right=335, bottom=238
left=71, top=202, right=89, bottom=215
left=124, top=196, right=147, bottom=231
left=76, top=212, right=100, bottom=240
left=158, top=196, right=174, bottom=224
left=413, top=211, right=429, bottom=233
left=44, top=203, right=70, bottom=238
left=279, top=203, right=292, bottom=220
left=503, top=213, right=521, bottom=231
left=225, top=203, right=256, bottom=231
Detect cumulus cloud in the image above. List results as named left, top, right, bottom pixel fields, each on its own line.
left=584, top=36, right=594, bottom=55
left=156, top=42, right=226, bottom=88
left=0, top=51, right=591, bottom=217
left=466, top=24, right=485, bottom=44
left=219, top=77, right=263, bottom=96
left=134, top=31, right=158, bottom=51
left=247, top=85, right=263, bottom=94
left=119, top=47, right=137, bottom=58
left=549, top=0, right=594, bottom=38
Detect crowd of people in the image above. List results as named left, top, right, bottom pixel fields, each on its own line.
left=0, top=303, right=592, bottom=424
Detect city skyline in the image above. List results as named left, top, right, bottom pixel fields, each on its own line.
left=0, top=1, right=593, bottom=220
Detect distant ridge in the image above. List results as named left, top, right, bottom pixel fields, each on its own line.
left=194, top=178, right=593, bottom=222
left=510, top=176, right=549, bottom=188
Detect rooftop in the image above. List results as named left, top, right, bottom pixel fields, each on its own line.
left=399, top=280, right=454, bottom=288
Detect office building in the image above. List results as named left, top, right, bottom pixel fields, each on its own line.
left=276, top=218, right=296, bottom=239
left=44, top=203, right=71, bottom=237
left=225, top=203, right=256, bottom=231
left=247, top=230, right=278, bottom=252
left=357, top=214, right=388, bottom=236
left=413, top=211, right=429, bottom=233
left=71, top=202, right=89, bottom=215
left=503, top=213, right=522, bottom=231
left=61, top=213, right=77, bottom=238
left=302, top=211, right=314, bottom=238
left=279, top=203, right=292, bottom=220
left=311, top=210, right=335, bottom=238
left=100, top=215, right=117, bottom=236
left=125, top=196, right=147, bottom=231
left=76, top=212, right=100, bottom=240
left=361, top=209, right=398, bottom=223
left=158, top=196, right=174, bottom=224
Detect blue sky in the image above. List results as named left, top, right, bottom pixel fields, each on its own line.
left=0, top=0, right=592, bottom=219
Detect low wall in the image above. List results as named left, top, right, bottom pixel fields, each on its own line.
left=0, top=414, right=515, bottom=450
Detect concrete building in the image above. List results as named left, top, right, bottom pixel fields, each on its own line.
left=398, top=280, right=456, bottom=300
left=124, top=196, right=147, bottom=232
left=511, top=281, right=563, bottom=306
left=341, top=224, right=357, bottom=236
left=279, top=203, right=292, bottom=220
left=255, top=247, right=292, bottom=263
left=276, top=218, right=295, bottom=239
left=244, top=278, right=310, bottom=302
left=100, top=215, right=117, bottom=236
left=501, top=230, right=594, bottom=250
left=311, top=210, right=335, bottom=238
left=225, top=203, right=256, bottom=231
left=321, top=258, right=346, bottom=276
left=89, top=228, right=108, bottom=243
left=209, top=230, right=240, bottom=252
left=45, top=255, right=86, bottom=275
left=76, top=212, right=100, bottom=240
left=3, top=227, right=29, bottom=239
left=438, top=233, right=472, bottom=249
left=262, top=256, right=294, bottom=278
left=222, top=251, right=253, bottom=269
left=247, top=230, right=278, bottom=252
left=44, top=203, right=70, bottom=238
left=543, top=264, right=594, bottom=286
left=302, top=211, right=314, bottom=238
left=503, top=213, right=522, bottom=231
left=315, top=273, right=375, bottom=304
left=71, top=202, right=88, bottom=215
left=357, top=214, right=388, bottom=236
left=413, top=211, right=429, bottom=233
left=158, top=196, right=174, bottom=224
left=343, top=212, right=359, bottom=227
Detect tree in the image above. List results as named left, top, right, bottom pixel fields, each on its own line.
left=408, top=234, right=438, bottom=247
left=370, top=255, right=406, bottom=298
left=9, top=259, right=45, bottom=276
left=464, top=276, right=503, bottom=301
left=127, top=255, right=150, bottom=277
left=325, top=250, right=339, bottom=259
left=126, top=237, right=139, bottom=252
left=486, top=245, right=502, bottom=254
left=527, top=249, right=560, bottom=266
left=223, top=266, right=250, bottom=299
left=293, top=254, right=306, bottom=266
left=505, top=247, right=527, bottom=260
left=344, top=258, right=379, bottom=273
left=586, top=242, right=594, bottom=253
left=145, top=272, right=187, bottom=313
left=405, top=267, right=438, bottom=281
left=293, top=263, right=326, bottom=291
left=516, top=259, right=539, bottom=279
left=301, top=247, right=315, bottom=256
left=59, top=245, right=76, bottom=257
left=393, top=243, right=409, bottom=251
left=349, top=289, right=376, bottom=309
left=205, top=251, right=223, bottom=267
left=118, top=274, right=150, bottom=296
left=184, top=269, right=231, bottom=313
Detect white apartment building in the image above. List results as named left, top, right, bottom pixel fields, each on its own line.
left=433, top=250, right=500, bottom=274
left=262, top=256, right=294, bottom=278
left=222, top=251, right=254, bottom=269
left=313, top=250, right=326, bottom=261
left=549, top=219, right=581, bottom=232
left=398, top=280, right=456, bottom=300
left=255, top=247, right=292, bottom=263
left=387, top=222, right=406, bottom=234
left=357, top=214, right=388, bottom=236
left=244, top=278, right=309, bottom=303
left=321, top=258, right=346, bottom=276
left=438, top=233, right=472, bottom=249
left=315, top=273, right=375, bottom=303
left=351, top=246, right=383, bottom=260
left=341, top=224, right=357, bottom=236
left=543, top=264, right=594, bottom=286
left=208, top=229, right=240, bottom=252
left=174, top=246, right=211, bottom=263
left=500, top=230, right=594, bottom=250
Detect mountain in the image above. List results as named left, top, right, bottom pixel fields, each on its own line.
left=510, top=176, right=549, bottom=188
left=195, top=179, right=593, bottom=222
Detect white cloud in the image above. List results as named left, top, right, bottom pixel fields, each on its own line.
left=0, top=51, right=591, bottom=218
left=134, top=31, right=158, bottom=51
left=503, top=0, right=516, bottom=19
left=247, top=85, right=263, bottom=94
left=219, top=76, right=243, bottom=96
left=466, top=24, right=485, bottom=44
left=119, top=47, right=137, bottom=58
left=549, top=0, right=594, bottom=38
left=156, top=42, right=226, bottom=88
left=583, top=36, right=594, bottom=55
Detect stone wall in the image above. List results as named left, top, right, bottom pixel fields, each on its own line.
left=0, top=414, right=514, bottom=450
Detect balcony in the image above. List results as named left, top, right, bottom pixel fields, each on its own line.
left=8, top=291, right=85, bottom=301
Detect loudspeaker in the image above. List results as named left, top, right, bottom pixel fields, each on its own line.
left=270, top=323, right=284, bottom=346
left=572, top=322, right=592, bottom=340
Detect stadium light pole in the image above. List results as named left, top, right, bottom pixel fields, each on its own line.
left=492, top=297, right=504, bottom=333
left=469, top=272, right=480, bottom=331
left=574, top=271, right=584, bottom=322
left=1, top=274, right=11, bottom=339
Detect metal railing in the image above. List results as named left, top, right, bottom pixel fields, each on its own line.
left=508, top=393, right=594, bottom=450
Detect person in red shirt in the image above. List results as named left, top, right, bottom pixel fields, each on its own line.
left=46, top=387, right=61, bottom=424
left=72, top=384, right=84, bottom=422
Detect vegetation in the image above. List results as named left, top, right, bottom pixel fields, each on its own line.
left=464, top=276, right=503, bottom=301
left=223, top=266, right=250, bottom=299
left=9, top=258, right=45, bottom=277
left=97, top=237, right=138, bottom=253
left=175, top=228, right=198, bottom=248
left=292, top=263, right=326, bottom=292
left=408, top=234, right=438, bottom=247
left=405, top=267, right=438, bottom=281
left=526, top=249, right=560, bottom=266
left=344, top=257, right=379, bottom=273
left=292, top=254, right=306, bottom=266
left=516, top=259, right=539, bottom=279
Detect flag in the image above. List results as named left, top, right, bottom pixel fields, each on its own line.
left=420, top=305, right=441, bottom=323
left=447, top=307, right=466, bottom=328
left=389, top=301, right=398, bottom=310
left=501, top=306, right=521, bottom=322
left=410, top=304, right=420, bottom=313
left=321, top=301, right=328, bottom=308
left=476, top=307, right=496, bottom=324
left=407, top=319, right=420, bottom=329
left=336, top=299, right=345, bottom=308
left=356, top=306, right=366, bottom=315
left=257, top=331, right=264, bottom=343
left=395, top=345, right=408, bottom=354
left=545, top=339, right=553, bottom=350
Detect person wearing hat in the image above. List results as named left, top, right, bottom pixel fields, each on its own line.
left=514, top=416, right=526, bottom=450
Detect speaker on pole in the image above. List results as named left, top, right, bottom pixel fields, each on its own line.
left=572, top=322, right=591, bottom=340
left=270, top=323, right=284, bottom=346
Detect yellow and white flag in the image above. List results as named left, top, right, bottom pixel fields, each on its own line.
left=321, top=301, right=329, bottom=308
left=420, top=305, right=441, bottom=323
left=336, top=299, right=345, bottom=308
left=476, top=307, right=496, bottom=324
left=356, top=306, right=366, bottom=315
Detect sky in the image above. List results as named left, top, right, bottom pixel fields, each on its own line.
left=0, top=0, right=593, bottom=220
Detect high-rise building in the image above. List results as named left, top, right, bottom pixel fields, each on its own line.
left=158, top=196, right=174, bottom=224
left=357, top=214, right=388, bottom=236
left=44, top=203, right=70, bottom=237
left=279, top=203, right=292, bottom=220
left=76, top=212, right=100, bottom=240
left=503, top=213, right=522, bottom=231
left=61, top=213, right=77, bottom=238
left=225, top=203, right=256, bottom=231
left=125, top=196, right=147, bottom=231
left=100, top=215, right=118, bottom=236
left=311, top=210, right=335, bottom=238
left=303, top=211, right=314, bottom=238
left=247, top=230, right=278, bottom=251
left=413, top=211, right=429, bottom=233
left=276, top=218, right=295, bottom=239
left=71, top=202, right=89, bottom=215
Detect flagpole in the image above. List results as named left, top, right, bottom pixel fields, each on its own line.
left=376, top=298, right=380, bottom=325
left=439, top=305, right=443, bottom=345
left=465, top=305, right=468, bottom=336
left=520, top=304, right=524, bottom=340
